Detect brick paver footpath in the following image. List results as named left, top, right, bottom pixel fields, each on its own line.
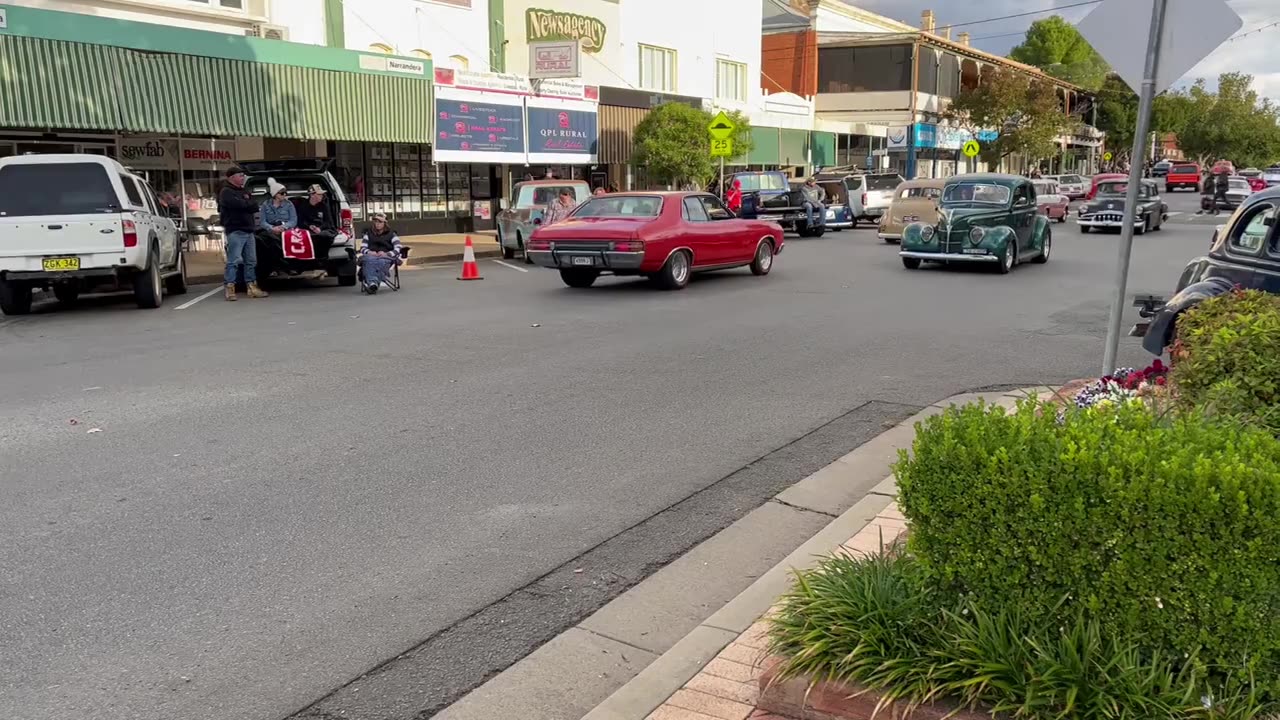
left=643, top=505, right=909, bottom=720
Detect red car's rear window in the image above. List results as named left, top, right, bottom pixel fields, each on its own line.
left=1171, top=165, right=1198, bottom=174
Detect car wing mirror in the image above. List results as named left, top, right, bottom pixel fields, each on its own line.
left=499, top=198, right=509, bottom=210
left=533, top=217, right=543, bottom=226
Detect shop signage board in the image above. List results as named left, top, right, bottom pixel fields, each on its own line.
left=530, top=40, right=580, bottom=79
left=118, top=139, right=179, bottom=170
left=525, top=8, right=607, bottom=52
left=887, top=126, right=909, bottom=149
left=527, top=107, right=597, bottom=162
left=434, top=98, right=527, bottom=163
left=0, top=8, right=7, bottom=29
left=358, top=55, right=426, bottom=76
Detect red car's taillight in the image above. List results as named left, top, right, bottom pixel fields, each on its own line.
left=527, top=237, right=551, bottom=251
left=122, top=218, right=138, bottom=248
left=611, top=240, right=644, bottom=252
left=340, top=208, right=354, bottom=237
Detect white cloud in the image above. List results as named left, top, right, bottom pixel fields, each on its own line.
left=841, top=0, right=1280, bottom=102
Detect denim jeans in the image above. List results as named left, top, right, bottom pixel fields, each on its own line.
left=363, top=254, right=395, bottom=286
left=225, top=230, right=257, bottom=284
left=803, top=201, right=826, bottom=227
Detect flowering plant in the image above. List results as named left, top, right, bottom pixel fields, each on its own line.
left=1073, top=359, right=1169, bottom=409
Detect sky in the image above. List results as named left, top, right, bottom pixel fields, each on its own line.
left=846, top=0, right=1280, bottom=102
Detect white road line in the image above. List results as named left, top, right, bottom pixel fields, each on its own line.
left=492, top=259, right=530, bottom=273
left=1167, top=211, right=1183, bottom=217
left=173, top=286, right=224, bottom=310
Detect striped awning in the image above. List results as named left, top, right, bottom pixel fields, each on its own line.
left=599, top=105, right=648, bottom=164
left=0, top=35, right=432, bottom=143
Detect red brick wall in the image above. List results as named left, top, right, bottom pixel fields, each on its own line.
left=762, top=30, right=817, bottom=97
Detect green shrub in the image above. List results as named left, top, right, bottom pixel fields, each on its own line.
left=894, top=400, right=1280, bottom=671
left=1172, top=289, right=1280, bottom=432
left=769, top=552, right=1270, bottom=719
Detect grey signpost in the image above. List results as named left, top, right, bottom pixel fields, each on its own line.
left=1079, top=0, right=1242, bottom=374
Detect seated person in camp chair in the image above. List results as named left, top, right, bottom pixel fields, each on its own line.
left=360, top=213, right=403, bottom=294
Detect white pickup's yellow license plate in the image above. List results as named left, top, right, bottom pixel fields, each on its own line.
left=42, top=257, right=80, bottom=272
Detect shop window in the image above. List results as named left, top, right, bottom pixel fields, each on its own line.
left=449, top=55, right=469, bottom=70
left=365, top=143, right=395, bottom=217
left=817, top=45, right=913, bottom=93
left=447, top=164, right=471, bottom=216
left=394, top=144, right=423, bottom=219
left=332, top=142, right=366, bottom=222
left=368, top=43, right=395, bottom=54
left=716, top=59, right=747, bottom=102
left=639, top=44, right=677, bottom=92
left=424, top=163, right=446, bottom=217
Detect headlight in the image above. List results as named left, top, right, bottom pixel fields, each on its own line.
left=969, top=226, right=985, bottom=244
left=920, top=225, right=935, bottom=242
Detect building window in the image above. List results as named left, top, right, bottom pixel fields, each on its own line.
left=368, top=43, right=395, bottom=54
left=411, top=49, right=432, bottom=59
left=449, top=55, right=469, bottom=70
left=716, top=59, right=747, bottom=102
left=639, top=44, right=677, bottom=92
left=817, top=45, right=913, bottom=93
left=183, top=0, right=245, bottom=9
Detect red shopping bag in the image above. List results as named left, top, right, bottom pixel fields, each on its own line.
left=282, top=229, right=316, bottom=260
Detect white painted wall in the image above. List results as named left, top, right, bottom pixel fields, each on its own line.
left=343, top=0, right=491, bottom=69
left=4, top=0, right=267, bottom=33
left=268, top=0, right=325, bottom=45
left=502, top=0, right=623, bottom=89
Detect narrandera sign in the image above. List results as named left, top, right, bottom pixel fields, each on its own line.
left=526, top=8, right=606, bottom=53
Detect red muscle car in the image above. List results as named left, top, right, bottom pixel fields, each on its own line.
left=526, top=191, right=784, bottom=290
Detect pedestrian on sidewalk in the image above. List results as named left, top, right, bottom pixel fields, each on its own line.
left=359, top=213, right=402, bottom=294
left=725, top=178, right=743, bottom=215
left=218, top=165, right=268, bottom=301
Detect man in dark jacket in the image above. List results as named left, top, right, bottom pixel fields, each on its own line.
left=1211, top=166, right=1231, bottom=215
left=217, top=166, right=268, bottom=301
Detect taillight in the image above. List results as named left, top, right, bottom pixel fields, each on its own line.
left=341, top=208, right=354, bottom=236
left=861, top=193, right=868, bottom=207
left=610, top=240, right=644, bottom=252
left=527, top=237, right=551, bottom=251
left=122, top=218, right=138, bottom=248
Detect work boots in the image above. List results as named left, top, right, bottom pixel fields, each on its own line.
left=246, top=282, right=269, bottom=299
left=225, top=283, right=237, bottom=301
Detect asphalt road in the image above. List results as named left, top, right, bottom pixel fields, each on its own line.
left=0, top=213, right=1214, bottom=720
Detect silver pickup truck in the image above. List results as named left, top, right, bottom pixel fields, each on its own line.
left=496, top=180, right=592, bottom=262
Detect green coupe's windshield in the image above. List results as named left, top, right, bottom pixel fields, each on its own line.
left=942, top=183, right=1010, bottom=205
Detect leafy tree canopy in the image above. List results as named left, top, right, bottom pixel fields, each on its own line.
left=1009, top=16, right=1109, bottom=91
left=632, top=105, right=753, bottom=188
left=943, top=66, right=1079, bottom=166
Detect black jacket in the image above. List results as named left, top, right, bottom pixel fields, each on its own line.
left=217, top=184, right=257, bottom=233
left=297, top=200, right=334, bottom=232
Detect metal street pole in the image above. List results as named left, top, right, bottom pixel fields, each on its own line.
left=719, top=155, right=724, bottom=200
left=1102, top=0, right=1167, bottom=375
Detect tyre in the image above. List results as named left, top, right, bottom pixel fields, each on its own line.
left=750, top=239, right=775, bottom=276
left=1032, top=228, right=1051, bottom=264
left=1057, top=212, right=1067, bottom=223
left=656, top=250, right=691, bottom=290
left=0, top=280, right=33, bottom=315
left=796, top=225, right=812, bottom=238
left=1166, top=184, right=1173, bottom=193
left=165, top=250, right=189, bottom=295
left=519, top=234, right=534, bottom=264
left=559, top=269, right=598, bottom=288
left=1080, top=224, right=1092, bottom=234
left=338, top=272, right=357, bottom=287
left=811, top=226, right=826, bottom=238
left=502, top=244, right=516, bottom=260
left=997, top=239, right=1016, bottom=274
left=902, top=257, right=921, bottom=270
left=133, top=247, right=163, bottom=309
left=53, top=283, right=80, bottom=305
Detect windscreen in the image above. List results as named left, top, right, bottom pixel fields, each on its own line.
left=942, top=183, right=1010, bottom=205
left=1061, top=175, right=1083, bottom=184
left=1097, top=182, right=1128, bottom=196
left=0, top=163, right=119, bottom=217
left=518, top=185, right=583, bottom=207
left=1172, top=165, right=1198, bottom=175
left=899, top=186, right=941, bottom=199
left=573, top=195, right=663, bottom=217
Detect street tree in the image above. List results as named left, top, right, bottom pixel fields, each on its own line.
left=1009, top=15, right=1109, bottom=91
left=943, top=66, right=1078, bottom=168
left=632, top=104, right=752, bottom=188
left=1175, top=73, right=1280, bottom=169
left=1094, top=74, right=1196, bottom=164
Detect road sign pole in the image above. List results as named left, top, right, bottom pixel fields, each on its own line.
left=719, top=155, right=724, bottom=200
left=1102, top=0, right=1167, bottom=375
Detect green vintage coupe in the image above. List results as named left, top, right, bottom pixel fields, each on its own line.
left=899, top=173, right=1051, bottom=274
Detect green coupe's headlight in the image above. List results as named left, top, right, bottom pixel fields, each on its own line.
left=920, top=225, right=935, bottom=242
left=969, top=226, right=986, bottom=245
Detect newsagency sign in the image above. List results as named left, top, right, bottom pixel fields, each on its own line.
left=526, top=8, right=606, bottom=52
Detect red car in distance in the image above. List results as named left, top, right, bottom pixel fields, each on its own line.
left=526, top=191, right=784, bottom=290
left=1087, top=173, right=1127, bottom=200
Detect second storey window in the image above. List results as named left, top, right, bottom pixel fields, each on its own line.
left=716, top=59, right=747, bottom=102
left=639, top=44, right=677, bottom=92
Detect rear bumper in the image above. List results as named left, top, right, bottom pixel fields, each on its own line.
left=3, top=266, right=136, bottom=283
left=527, top=249, right=646, bottom=271
left=878, top=232, right=902, bottom=241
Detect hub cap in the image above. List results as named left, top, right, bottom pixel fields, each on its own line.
left=671, top=253, right=689, bottom=283
left=758, top=244, right=773, bottom=270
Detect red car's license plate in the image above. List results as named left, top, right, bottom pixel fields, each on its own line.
left=571, top=256, right=594, bottom=266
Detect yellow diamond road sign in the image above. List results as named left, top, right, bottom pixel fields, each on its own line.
left=962, top=140, right=980, bottom=158
left=1103, top=151, right=1113, bottom=161
left=708, top=111, right=736, bottom=140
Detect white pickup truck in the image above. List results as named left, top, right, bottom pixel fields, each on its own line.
left=0, top=154, right=187, bottom=315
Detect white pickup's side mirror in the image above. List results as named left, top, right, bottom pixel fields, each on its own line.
left=499, top=198, right=508, bottom=210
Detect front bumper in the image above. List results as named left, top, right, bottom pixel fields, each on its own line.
left=1077, top=215, right=1145, bottom=228
left=878, top=232, right=902, bottom=241
left=899, top=250, right=998, bottom=263
left=527, top=249, right=645, bottom=271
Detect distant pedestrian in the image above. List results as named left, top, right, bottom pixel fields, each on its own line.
left=607, top=183, right=619, bottom=193
left=217, top=165, right=268, bottom=301
left=725, top=178, right=743, bottom=214
left=593, top=186, right=607, bottom=196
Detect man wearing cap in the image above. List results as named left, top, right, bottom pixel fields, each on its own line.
left=297, top=184, right=335, bottom=238
left=218, top=166, right=268, bottom=301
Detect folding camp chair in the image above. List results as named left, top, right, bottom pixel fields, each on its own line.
left=358, top=246, right=411, bottom=293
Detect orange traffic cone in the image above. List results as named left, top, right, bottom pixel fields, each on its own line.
left=457, top=235, right=484, bottom=281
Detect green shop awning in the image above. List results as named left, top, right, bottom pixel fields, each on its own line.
left=810, top=131, right=836, bottom=167
left=0, top=6, right=433, bottom=143
left=746, top=127, right=781, bottom=165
